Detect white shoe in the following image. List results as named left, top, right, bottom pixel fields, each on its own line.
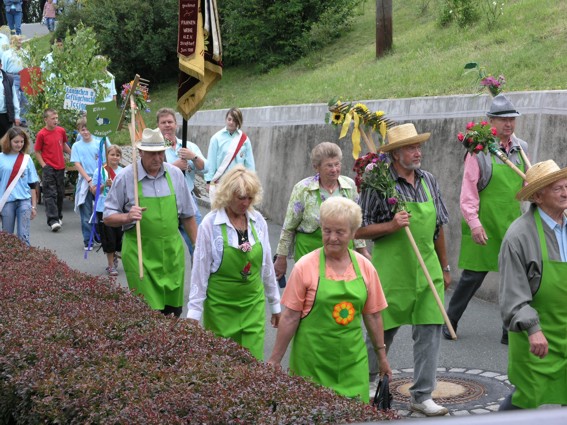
left=410, top=398, right=448, bottom=416
left=51, top=222, right=61, bottom=232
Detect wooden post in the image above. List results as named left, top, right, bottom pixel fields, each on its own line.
left=129, top=95, right=144, bottom=280
left=376, top=0, right=393, bottom=58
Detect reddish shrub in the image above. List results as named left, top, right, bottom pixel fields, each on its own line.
left=0, top=233, right=396, bottom=423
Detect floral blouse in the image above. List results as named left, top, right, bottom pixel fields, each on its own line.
left=275, top=174, right=366, bottom=257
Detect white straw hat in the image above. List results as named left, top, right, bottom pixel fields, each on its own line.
left=136, top=128, right=167, bottom=152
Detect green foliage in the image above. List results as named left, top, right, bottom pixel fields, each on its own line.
left=480, top=0, right=506, bottom=28
left=54, top=0, right=179, bottom=87
left=219, top=0, right=364, bottom=72
left=438, top=0, right=480, bottom=27
left=0, top=232, right=396, bottom=424
left=22, top=24, right=109, bottom=140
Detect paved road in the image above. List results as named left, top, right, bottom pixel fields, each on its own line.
left=28, top=197, right=509, bottom=375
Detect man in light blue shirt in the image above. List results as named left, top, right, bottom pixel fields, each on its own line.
left=157, top=107, right=206, bottom=254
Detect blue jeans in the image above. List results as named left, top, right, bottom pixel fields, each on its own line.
left=179, top=193, right=202, bottom=255
left=46, top=17, right=55, bottom=32
left=6, top=10, right=22, bottom=35
left=79, top=190, right=95, bottom=246
left=1, top=199, right=32, bottom=246
left=9, top=73, right=28, bottom=123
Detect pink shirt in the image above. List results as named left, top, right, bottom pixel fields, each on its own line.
left=281, top=249, right=388, bottom=318
left=460, top=138, right=513, bottom=231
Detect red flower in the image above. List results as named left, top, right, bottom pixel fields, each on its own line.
left=474, top=144, right=484, bottom=152
left=480, top=121, right=488, bottom=126
left=466, top=122, right=475, bottom=130
left=240, top=261, right=252, bottom=281
left=457, top=132, right=464, bottom=142
left=491, top=127, right=498, bottom=135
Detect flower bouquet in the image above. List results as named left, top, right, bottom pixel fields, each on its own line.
left=354, top=152, right=406, bottom=213
left=457, top=121, right=499, bottom=155
left=326, top=98, right=394, bottom=159
left=121, top=80, right=151, bottom=114
left=457, top=121, right=526, bottom=179
left=464, top=62, right=506, bottom=97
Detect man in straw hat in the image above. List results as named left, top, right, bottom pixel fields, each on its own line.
left=444, top=94, right=528, bottom=344
left=357, top=123, right=450, bottom=416
left=104, top=128, right=198, bottom=317
left=498, top=160, right=567, bottom=410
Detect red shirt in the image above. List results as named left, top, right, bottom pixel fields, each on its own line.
left=34, top=126, right=68, bottom=170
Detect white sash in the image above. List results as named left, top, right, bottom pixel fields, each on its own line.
left=0, top=154, right=30, bottom=213
left=211, top=129, right=244, bottom=183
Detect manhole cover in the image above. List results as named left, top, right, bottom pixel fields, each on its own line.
left=391, top=376, right=486, bottom=404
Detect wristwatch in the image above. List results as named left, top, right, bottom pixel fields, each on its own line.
left=442, top=265, right=451, bottom=272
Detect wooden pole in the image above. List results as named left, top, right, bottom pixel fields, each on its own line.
left=489, top=145, right=527, bottom=180
left=376, top=0, right=393, bottom=58
left=129, top=93, right=144, bottom=280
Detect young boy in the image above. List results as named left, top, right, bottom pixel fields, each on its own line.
left=34, top=108, right=70, bottom=232
left=71, top=116, right=107, bottom=250
left=92, top=145, right=123, bottom=275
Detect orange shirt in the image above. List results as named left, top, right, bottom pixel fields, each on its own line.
left=282, top=249, right=388, bottom=318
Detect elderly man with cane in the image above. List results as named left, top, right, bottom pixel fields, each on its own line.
left=104, top=128, right=198, bottom=317
left=357, top=123, right=450, bottom=416
left=499, top=160, right=567, bottom=410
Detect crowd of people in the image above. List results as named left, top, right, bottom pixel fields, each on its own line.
left=0, top=76, right=565, bottom=414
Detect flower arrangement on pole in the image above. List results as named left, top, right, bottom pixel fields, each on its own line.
left=121, top=80, right=151, bottom=114
left=464, top=62, right=505, bottom=97
left=326, top=98, right=393, bottom=159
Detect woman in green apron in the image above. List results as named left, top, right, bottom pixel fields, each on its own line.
left=274, top=142, right=369, bottom=281
left=187, top=166, right=281, bottom=360
left=268, top=197, right=391, bottom=403
left=499, top=161, right=567, bottom=410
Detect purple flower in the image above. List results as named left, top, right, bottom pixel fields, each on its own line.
left=387, top=197, right=398, bottom=205
left=378, top=153, right=387, bottom=162
left=365, top=163, right=375, bottom=172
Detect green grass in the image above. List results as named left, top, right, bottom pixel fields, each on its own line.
left=26, top=0, right=567, bottom=133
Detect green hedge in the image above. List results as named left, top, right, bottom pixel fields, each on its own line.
left=0, top=233, right=395, bottom=424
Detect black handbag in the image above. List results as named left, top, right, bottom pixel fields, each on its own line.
left=372, top=375, right=393, bottom=410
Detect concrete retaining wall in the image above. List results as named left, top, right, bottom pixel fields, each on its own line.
left=182, top=90, right=567, bottom=304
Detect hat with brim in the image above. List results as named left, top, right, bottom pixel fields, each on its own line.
left=486, top=94, right=521, bottom=118
left=136, top=128, right=167, bottom=152
left=380, top=123, right=430, bottom=153
left=516, top=160, right=567, bottom=201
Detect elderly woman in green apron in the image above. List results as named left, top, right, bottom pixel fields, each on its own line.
left=274, top=142, right=369, bottom=281
left=268, top=197, right=391, bottom=403
left=187, top=165, right=281, bottom=360
left=499, top=160, right=567, bottom=410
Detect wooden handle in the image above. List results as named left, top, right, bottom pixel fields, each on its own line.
left=404, top=227, right=457, bottom=339
left=129, top=94, right=144, bottom=280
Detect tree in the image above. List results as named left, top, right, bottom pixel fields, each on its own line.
left=376, top=0, right=393, bottom=57
left=22, top=24, right=109, bottom=139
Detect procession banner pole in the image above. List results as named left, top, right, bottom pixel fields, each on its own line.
left=404, top=227, right=457, bottom=339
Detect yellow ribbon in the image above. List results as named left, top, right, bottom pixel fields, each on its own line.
left=339, top=111, right=352, bottom=140
left=351, top=112, right=361, bottom=159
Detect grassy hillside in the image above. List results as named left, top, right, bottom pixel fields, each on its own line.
left=148, top=0, right=566, bottom=112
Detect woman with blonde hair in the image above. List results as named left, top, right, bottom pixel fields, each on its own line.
left=188, top=165, right=281, bottom=360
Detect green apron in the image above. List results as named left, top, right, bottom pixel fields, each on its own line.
left=203, top=221, right=266, bottom=360
left=123, top=172, right=185, bottom=310
left=294, top=189, right=353, bottom=262
left=459, top=155, right=524, bottom=271
left=508, top=209, right=567, bottom=408
left=290, top=249, right=369, bottom=402
left=371, top=181, right=444, bottom=330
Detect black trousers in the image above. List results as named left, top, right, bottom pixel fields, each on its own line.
left=0, top=113, right=12, bottom=142
left=42, top=165, right=65, bottom=226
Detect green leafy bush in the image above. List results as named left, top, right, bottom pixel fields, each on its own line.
left=0, top=233, right=395, bottom=424
left=438, top=0, right=480, bottom=27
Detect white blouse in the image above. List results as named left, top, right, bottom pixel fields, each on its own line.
left=187, top=208, right=281, bottom=320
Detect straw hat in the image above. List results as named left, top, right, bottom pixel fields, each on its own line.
left=516, top=160, right=567, bottom=201
left=486, top=94, right=521, bottom=118
left=380, top=123, right=431, bottom=153
left=136, top=128, right=167, bottom=152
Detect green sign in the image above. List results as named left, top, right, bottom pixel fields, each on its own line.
left=86, top=101, right=120, bottom=137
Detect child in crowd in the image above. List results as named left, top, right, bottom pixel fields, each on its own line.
left=70, top=116, right=108, bottom=250
left=42, top=0, right=57, bottom=32
left=92, top=145, right=123, bottom=276
left=0, top=127, right=39, bottom=245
